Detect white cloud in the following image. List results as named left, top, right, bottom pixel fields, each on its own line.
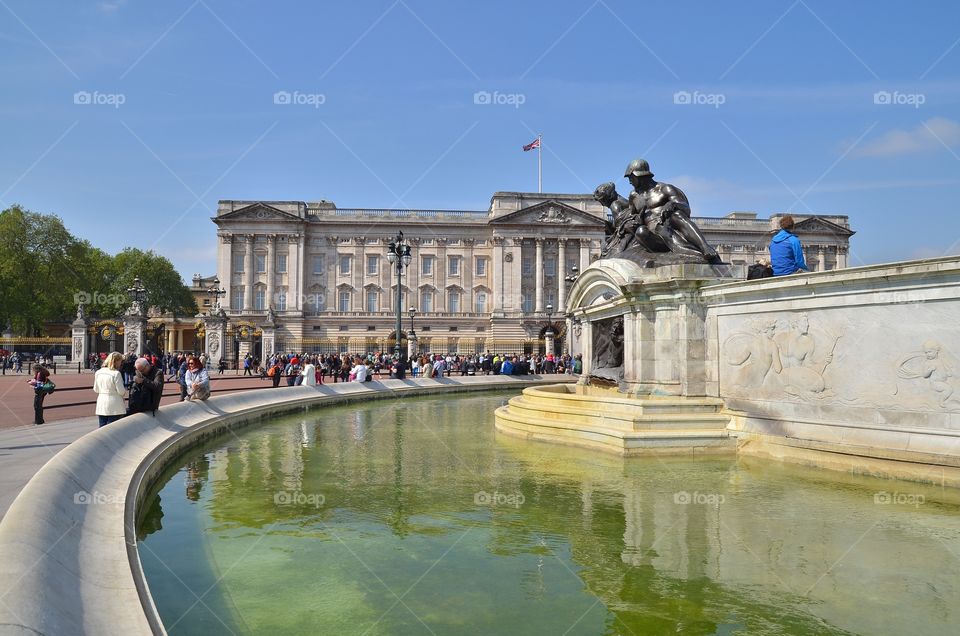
left=855, top=117, right=960, bottom=157
left=97, top=0, right=127, bottom=14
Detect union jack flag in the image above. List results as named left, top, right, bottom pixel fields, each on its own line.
left=522, top=137, right=540, bottom=151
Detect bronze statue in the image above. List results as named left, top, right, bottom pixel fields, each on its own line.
left=594, top=158, right=721, bottom=265
left=591, top=316, right=625, bottom=383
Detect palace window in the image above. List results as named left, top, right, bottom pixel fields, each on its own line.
left=277, top=254, right=287, bottom=273
left=339, top=255, right=351, bottom=275
left=475, top=291, right=487, bottom=313
left=367, top=255, right=378, bottom=275
left=233, top=253, right=245, bottom=274
left=545, top=259, right=556, bottom=276
left=475, top=258, right=486, bottom=276
left=255, top=254, right=266, bottom=273
left=448, top=256, right=460, bottom=276
left=422, top=256, right=434, bottom=275
left=521, top=294, right=533, bottom=313
left=338, top=290, right=351, bottom=312
left=448, top=290, right=460, bottom=313
left=312, top=256, right=324, bottom=274
left=277, top=292, right=287, bottom=311
left=420, top=289, right=433, bottom=313
left=254, top=289, right=265, bottom=311
left=522, top=258, right=533, bottom=276
left=233, top=288, right=244, bottom=309
left=366, top=290, right=378, bottom=313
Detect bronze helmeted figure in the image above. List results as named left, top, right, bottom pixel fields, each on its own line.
left=596, top=159, right=721, bottom=265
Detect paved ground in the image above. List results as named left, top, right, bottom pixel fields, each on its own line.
left=0, top=415, right=95, bottom=519
left=0, top=370, right=360, bottom=429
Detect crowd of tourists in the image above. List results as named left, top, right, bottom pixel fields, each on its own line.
left=248, top=351, right=583, bottom=387
left=24, top=347, right=582, bottom=426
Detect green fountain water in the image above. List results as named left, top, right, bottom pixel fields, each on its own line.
left=138, top=392, right=960, bottom=635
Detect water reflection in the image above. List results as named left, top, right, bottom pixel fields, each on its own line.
left=139, top=393, right=960, bottom=636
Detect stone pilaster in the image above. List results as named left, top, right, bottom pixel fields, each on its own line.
left=266, top=234, right=276, bottom=310
left=557, top=238, right=567, bottom=312
left=244, top=234, right=254, bottom=312
left=535, top=238, right=545, bottom=313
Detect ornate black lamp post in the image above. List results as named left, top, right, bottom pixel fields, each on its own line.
left=207, top=277, right=226, bottom=312
left=126, top=276, right=148, bottom=315
left=386, top=232, right=413, bottom=360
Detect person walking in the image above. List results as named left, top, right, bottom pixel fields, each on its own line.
left=769, top=215, right=809, bottom=276
left=93, top=352, right=126, bottom=427
left=28, top=363, right=52, bottom=425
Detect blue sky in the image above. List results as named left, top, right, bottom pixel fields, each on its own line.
left=2, top=0, right=959, bottom=279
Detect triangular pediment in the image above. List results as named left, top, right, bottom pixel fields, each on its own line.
left=793, top=216, right=855, bottom=236
left=489, top=200, right=606, bottom=227
left=216, top=202, right=301, bottom=222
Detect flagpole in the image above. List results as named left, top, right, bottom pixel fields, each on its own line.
left=537, top=134, right=542, bottom=193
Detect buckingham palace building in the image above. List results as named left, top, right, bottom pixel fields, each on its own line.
left=210, top=192, right=853, bottom=361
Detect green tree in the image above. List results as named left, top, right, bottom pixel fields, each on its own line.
left=109, top=248, right=197, bottom=317
left=0, top=205, right=104, bottom=335
left=0, top=206, right=197, bottom=334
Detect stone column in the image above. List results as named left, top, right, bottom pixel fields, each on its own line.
left=165, top=327, right=174, bottom=353
left=464, top=238, right=475, bottom=312
left=244, top=235, right=255, bottom=312
left=492, top=237, right=504, bottom=314
left=557, top=238, right=567, bottom=312
left=266, top=234, right=276, bottom=310
left=292, top=233, right=304, bottom=312
left=579, top=238, right=589, bottom=272
left=176, top=328, right=183, bottom=352
left=535, top=238, right=545, bottom=313
left=817, top=245, right=826, bottom=272
left=510, top=238, right=524, bottom=312
left=219, top=233, right=233, bottom=310
left=437, top=238, right=448, bottom=311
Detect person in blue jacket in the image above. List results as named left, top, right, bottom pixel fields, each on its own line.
left=769, top=215, right=808, bottom=276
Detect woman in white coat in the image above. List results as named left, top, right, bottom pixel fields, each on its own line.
left=94, top=351, right=127, bottom=427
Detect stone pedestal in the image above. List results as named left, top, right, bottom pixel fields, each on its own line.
left=566, top=259, right=744, bottom=397
left=261, top=309, right=276, bottom=361
left=199, top=310, right=227, bottom=364
left=71, top=317, right=88, bottom=366
left=544, top=330, right=555, bottom=357
left=122, top=313, right=147, bottom=357
left=407, top=332, right=418, bottom=360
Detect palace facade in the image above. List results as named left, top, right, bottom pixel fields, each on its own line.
left=210, top=192, right=853, bottom=360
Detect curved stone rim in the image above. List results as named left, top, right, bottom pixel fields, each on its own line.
left=0, top=375, right=572, bottom=636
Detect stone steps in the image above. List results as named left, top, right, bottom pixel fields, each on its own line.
left=494, top=384, right=734, bottom=456
left=505, top=394, right=730, bottom=432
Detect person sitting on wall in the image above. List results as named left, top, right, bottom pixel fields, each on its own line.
left=769, top=215, right=809, bottom=276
